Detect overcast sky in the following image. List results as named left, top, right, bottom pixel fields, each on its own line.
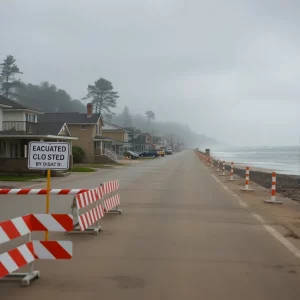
left=1, top=0, right=299, bottom=146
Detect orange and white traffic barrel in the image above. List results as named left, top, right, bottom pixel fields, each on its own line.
left=241, top=166, right=253, bottom=191
left=265, top=172, right=282, bottom=204
left=220, top=161, right=226, bottom=176
left=228, top=162, right=236, bottom=181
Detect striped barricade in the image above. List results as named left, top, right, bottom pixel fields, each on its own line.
left=0, top=213, right=73, bottom=286
left=70, top=185, right=104, bottom=234
left=0, top=189, right=89, bottom=195
left=102, top=180, right=122, bottom=214
left=69, top=180, right=121, bottom=234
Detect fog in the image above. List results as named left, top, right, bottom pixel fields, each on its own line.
left=1, top=0, right=299, bottom=146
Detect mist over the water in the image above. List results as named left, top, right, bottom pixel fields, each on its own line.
left=211, top=146, right=300, bottom=175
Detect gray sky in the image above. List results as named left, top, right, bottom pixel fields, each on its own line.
left=1, top=0, right=300, bottom=146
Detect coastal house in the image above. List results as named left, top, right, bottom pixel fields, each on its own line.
left=130, top=133, right=153, bottom=152
left=101, top=121, right=130, bottom=154
left=124, top=127, right=142, bottom=141
left=38, top=103, right=119, bottom=163
left=0, top=96, right=77, bottom=173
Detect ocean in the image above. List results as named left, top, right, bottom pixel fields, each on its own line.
left=211, top=146, right=300, bottom=175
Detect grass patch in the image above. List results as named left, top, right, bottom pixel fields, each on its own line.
left=70, top=167, right=96, bottom=172
left=0, top=175, right=43, bottom=181
left=74, top=163, right=125, bottom=168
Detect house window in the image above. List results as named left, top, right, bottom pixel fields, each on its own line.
left=80, top=125, right=87, bottom=130
left=0, top=141, right=6, bottom=158
left=96, top=124, right=99, bottom=134
left=26, top=113, right=37, bottom=123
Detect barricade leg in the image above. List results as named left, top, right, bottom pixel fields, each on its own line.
left=67, top=200, right=102, bottom=235
left=105, top=205, right=122, bottom=214
left=68, top=220, right=102, bottom=235
left=5, top=267, right=40, bottom=287
left=2, top=233, right=40, bottom=287
left=20, top=262, right=40, bottom=287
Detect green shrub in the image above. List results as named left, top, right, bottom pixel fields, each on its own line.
left=123, top=151, right=130, bottom=157
left=72, top=146, right=85, bottom=163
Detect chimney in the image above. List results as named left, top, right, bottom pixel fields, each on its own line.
left=87, top=103, right=93, bottom=117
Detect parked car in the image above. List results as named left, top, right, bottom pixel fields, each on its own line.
left=157, top=149, right=165, bottom=156
left=124, top=151, right=139, bottom=159
left=165, top=149, right=173, bottom=155
left=139, top=150, right=159, bottom=158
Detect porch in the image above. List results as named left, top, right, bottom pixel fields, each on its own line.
left=130, top=144, right=151, bottom=153
left=2, top=121, right=38, bottom=134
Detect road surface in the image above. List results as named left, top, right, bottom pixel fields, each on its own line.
left=1, top=150, right=300, bottom=299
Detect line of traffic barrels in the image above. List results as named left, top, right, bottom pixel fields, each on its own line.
left=197, top=152, right=282, bottom=205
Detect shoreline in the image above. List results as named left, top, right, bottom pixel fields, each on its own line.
left=223, top=162, right=300, bottom=204
left=196, top=150, right=300, bottom=204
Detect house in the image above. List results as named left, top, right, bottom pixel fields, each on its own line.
left=38, top=103, right=119, bottom=163
left=101, top=121, right=130, bottom=154
left=124, top=127, right=142, bottom=141
left=130, top=133, right=153, bottom=152
left=0, top=96, right=77, bottom=173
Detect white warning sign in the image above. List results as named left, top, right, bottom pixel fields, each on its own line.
left=28, top=142, right=70, bottom=170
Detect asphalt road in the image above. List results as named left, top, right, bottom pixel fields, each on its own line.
left=1, top=150, right=300, bottom=299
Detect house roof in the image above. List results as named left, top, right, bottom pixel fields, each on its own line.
left=0, top=133, right=77, bottom=140
left=124, top=127, right=141, bottom=134
left=0, top=104, right=12, bottom=108
left=130, top=136, right=147, bottom=145
left=0, top=95, right=41, bottom=113
left=93, top=135, right=123, bottom=142
left=36, top=122, right=70, bottom=136
left=38, top=112, right=101, bottom=124
left=102, top=121, right=129, bottom=132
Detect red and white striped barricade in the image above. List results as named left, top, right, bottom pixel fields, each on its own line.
left=0, top=188, right=89, bottom=195
left=0, top=213, right=73, bottom=286
left=220, top=161, right=226, bottom=176
left=210, top=157, right=214, bottom=168
left=69, top=180, right=121, bottom=234
left=264, top=172, right=282, bottom=204
left=70, top=185, right=105, bottom=234
left=228, top=162, right=236, bottom=181
left=241, top=166, right=254, bottom=191
left=102, top=180, right=122, bottom=215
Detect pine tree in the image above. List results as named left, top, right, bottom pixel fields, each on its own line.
left=0, top=55, right=23, bottom=98
left=83, top=78, right=119, bottom=115
left=122, top=106, right=132, bottom=127
left=145, top=110, right=155, bottom=126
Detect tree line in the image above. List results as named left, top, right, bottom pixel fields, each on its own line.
left=0, top=54, right=158, bottom=133
left=0, top=55, right=120, bottom=115
left=0, top=54, right=215, bottom=147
